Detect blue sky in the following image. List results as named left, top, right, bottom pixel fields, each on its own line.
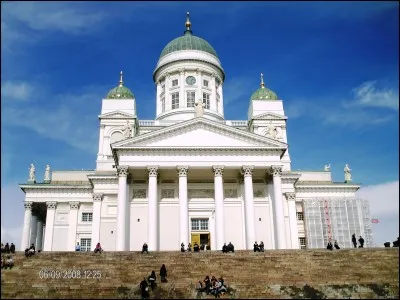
left=1, top=1, right=399, bottom=247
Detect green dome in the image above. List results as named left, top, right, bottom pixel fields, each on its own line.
left=106, top=72, right=135, bottom=99
left=250, top=73, right=279, bottom=100
left=160, top=31, right=218, bottom=59
left=251, top=87, right=278, bottom=100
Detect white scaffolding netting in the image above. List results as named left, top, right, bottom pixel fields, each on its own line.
left=303, top=197, right=374, bottom=249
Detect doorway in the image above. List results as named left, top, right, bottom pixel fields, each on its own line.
left=191, top=232, right=210, bottom=248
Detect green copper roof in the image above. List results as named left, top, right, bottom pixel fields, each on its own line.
left=106, top=72, right=135, bottom=99
left=159, top=13, right=218, bottom=59
left=251, top=87, right=278, bottom=100
left=250, top=73, right=279, bottom=100
left=160, top=31, right=218, bottom=59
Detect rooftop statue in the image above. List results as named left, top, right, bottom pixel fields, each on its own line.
left=344, top=164, right=352, bottom=182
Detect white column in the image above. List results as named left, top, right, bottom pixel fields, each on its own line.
left=285, top=193, right=299, bottom=249
left=178, top=166, right=189, bottom=246
left=147, top=166, right=159, bottom=251
left=97, top=124, right=105, bottom=159
left=91, top=194, right=103, bottom=247
left=165, top=73, right=171, bottom=111
left=20, top=202, right=33, bottom=250
left=68, top=202, right=80, bottom=251
left=29, top=215, right=38, bottom=247
left=116, top=166, right=128, bottom=251
left=243, top=166, right=256, bottom=249
left=36, top=220, right=43, bottom=251
left=42, top=225, right=46, bottom=249
left=218, top=81, right=224, bottom=117
left=156, top=80, right=161, bottom=115
left=179, top=69, right=185, bottom=108
left=43, top=202, right=57, bottom=251
left=196, top=69, right=202, bottom=103
left=211, top=73, right=217, bottom=111
left=271, top=165, right=286, bottom=249
left=213, top=165, right=225, bottom=251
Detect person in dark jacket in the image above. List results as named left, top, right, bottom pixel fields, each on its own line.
left=334, top=240, right=340, bottom=250
left=222, top=243, right=228, bottom=253
left=259, top=241, right=265, bottom=252
left=141, top=242, right=149, bottom=254
left=358, top=236, right=365, bottom=248
left=4, top=243, right=10, bottom=253
left=351, top=234, right=357, bottom=248
left=9, top=243, right=15, bottom=254
left=253, top=242, right=260, bottom=252
left=160, top=264, right=167, bottom=282
left=181, top=243, right=185, bottom=252
left=227, top=242, right=234, bottom=253
left=139, top=277, right=149, bottom=299
left=327, top=240, right=333, bottom=250
left=193, top=242, right=200, bottom=252
left=148, top=270, right=156, bottom=290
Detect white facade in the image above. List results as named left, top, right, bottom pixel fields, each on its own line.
left=19, top=15, right=372, bottom=252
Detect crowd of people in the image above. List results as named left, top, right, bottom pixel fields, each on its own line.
left=180, top=242, right=210, bottom=252
left=138, top=264, right=168, bottom=299
left=1, top=242, right=16, bottom=254
left=196, top=275, right=228, bottom=298
left=326, top=234, right=365, bottom=250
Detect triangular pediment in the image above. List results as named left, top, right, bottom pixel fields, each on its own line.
left=112, top=118, right=288, bottom=149
left=98, top=110, right=136, bottom=119
left=253, top=112, right=287, bottom=120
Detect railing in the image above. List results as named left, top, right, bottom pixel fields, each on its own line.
left=138, top=119, right=248, bottom=127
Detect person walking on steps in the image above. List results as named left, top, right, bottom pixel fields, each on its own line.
left=351, top=233, right=357, bottom=248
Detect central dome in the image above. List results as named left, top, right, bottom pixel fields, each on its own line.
left=159, top=12, right=218, bottom=59
left=160, top=32, right=218, bottom=59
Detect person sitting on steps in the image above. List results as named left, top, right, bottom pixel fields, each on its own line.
left=254, top=241, right=260, bottom=252
left=75, top=242, right=81, bottom=251
left=259, top=241, right=265, bottom=252
left=181, top=243, right=185, bottom=252
left=193, top=242, right=200, bottom=252
left=148, top=270, right=157, bottom=291
left=227, top=242, right=234, bottom=253
left=200, top=244, right=205, bottom=251
left=4, top=255, right=14, bottom=269
left=327, top=240, right=333, bottom=250
left=222, top=243, right=228, bottom=253
left=334, top=240, right=340, bottom=249
left=141, top=242, right=149, bottom=254
left=187, top=243, right=192, bottom=252
left=94, top=242, right=103, bottom=253
left=196, top=280, right=204, bottom=292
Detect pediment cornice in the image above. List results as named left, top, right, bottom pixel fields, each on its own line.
left=252, top=112, right=287, bottom=121
left=98, top=110, right=136, bottom=119
left=112, top=117, right=288, bottom=149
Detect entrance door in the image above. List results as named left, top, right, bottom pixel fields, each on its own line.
left=200, top=233, right=210, bottom=247
left=191, top=233, right=200, bottom=246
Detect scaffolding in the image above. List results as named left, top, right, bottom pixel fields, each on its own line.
left=303, top=197, right=374, bottom=249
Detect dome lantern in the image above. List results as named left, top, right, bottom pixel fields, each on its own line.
left=250, top=73, right=279, bottom=100
left=105, top=71, right=135, bottom=99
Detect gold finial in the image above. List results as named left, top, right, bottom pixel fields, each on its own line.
left=119, top=71, right=124, bottom=87
left=185, top=12, right=191, bottom=31
left=260, top=73, right=265, bottom=88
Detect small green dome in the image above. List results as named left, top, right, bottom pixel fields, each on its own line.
left=250, top=73, right=279, bottom=100
left=159, top=12, right=218, bottom=59
left=106, top=72, right=135, bottom=99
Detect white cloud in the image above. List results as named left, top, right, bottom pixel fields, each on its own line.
left=1, top=184, right=25, bottom=249
left=223, top=76, right=258, bottom=104
left=356, top=181, right=399, bottom=246
left=352, top=81, right=399, bottom=111
left=2, top=2, right=106, bottom=35
left=2, top=82, right=105, bottom=154
left=285, top=80, right=398, bottom=127
left=1, top=81, right=34, bottom=101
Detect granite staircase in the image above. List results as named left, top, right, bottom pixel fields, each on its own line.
left=1, top=248, right=398, bottom=299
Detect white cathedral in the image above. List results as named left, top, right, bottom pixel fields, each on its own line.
left=19, top=13, right=373, bottom=252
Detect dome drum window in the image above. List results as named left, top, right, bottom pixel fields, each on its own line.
left=202, top=93, right=210, bottom=109
left=187, top=91, right=195, bottom=108
left=203, top=80, right=209, bottom=87
left=172, top=79, right=178, bottom=87
left=171, top=92, right=179, bottom=109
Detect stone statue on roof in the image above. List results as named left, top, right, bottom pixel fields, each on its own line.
left=324, top=164, right=331, bottom=171
left=195, top=100, right=205, bottom=117
left=44, top=164, right=51, bottom=182
left=29, top=163, right=35, bottom=182
left=122, top=120, right=132, bottom=138
left=344, top=164, right=352, bottom=182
